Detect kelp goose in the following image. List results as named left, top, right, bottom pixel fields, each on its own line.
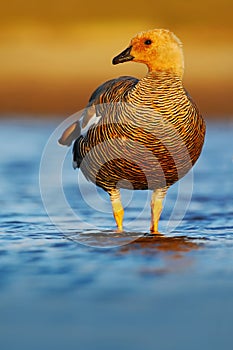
left=59, top=29, right=205, bottom=233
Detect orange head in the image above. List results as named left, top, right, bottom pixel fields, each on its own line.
left=113, top=29, right=184, bottom=78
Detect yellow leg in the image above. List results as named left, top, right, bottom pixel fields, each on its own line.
left=110, top=189, right=124, bottom=232
left=150, top=188, right=167, bottom=234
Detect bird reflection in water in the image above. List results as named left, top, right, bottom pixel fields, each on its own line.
left=117, top=234, right=202, bottom=275
left=68, top=231, right=202, bottom=275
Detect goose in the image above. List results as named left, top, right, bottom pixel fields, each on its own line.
left=59, top=29, right=205, bottom=233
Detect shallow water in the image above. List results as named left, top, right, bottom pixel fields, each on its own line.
left=0, top=118, right=233, bottom=350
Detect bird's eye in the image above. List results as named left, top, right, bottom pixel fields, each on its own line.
left=144, top=39, right=152, bottom=45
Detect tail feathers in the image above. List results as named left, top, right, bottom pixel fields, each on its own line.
left=72, top=135, right=86, bottom=169
left=58, top=121, right=81, bottom=146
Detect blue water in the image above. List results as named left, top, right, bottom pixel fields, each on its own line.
left=0, top=118, right=233, bottom=350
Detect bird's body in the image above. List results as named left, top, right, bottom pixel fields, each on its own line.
left=59, top=29, right=205, bottom=233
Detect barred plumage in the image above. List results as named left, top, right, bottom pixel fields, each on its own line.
left=59, top=29, right=206, bottom=233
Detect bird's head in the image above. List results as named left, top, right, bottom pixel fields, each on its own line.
left=112, top=29, right=184, bottom=78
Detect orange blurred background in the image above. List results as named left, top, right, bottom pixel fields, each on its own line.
left=1, top=0, right=233, bottom=118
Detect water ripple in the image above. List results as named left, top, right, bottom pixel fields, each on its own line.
left=0, top=120, right=233, bottom=349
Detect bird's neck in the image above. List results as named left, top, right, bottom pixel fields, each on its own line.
left=129, top=70, right=184, bottom=101
left=146, top=47, right=184, bottom=78
left=145, top=70, right=183, bottom=84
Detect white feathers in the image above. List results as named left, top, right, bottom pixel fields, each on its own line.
left=58, top=108, right=102, bottom=147
left=80, top=113, right=101, bottom=137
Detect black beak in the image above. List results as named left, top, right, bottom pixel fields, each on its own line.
left=112, top=46, right=134, bottom=65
